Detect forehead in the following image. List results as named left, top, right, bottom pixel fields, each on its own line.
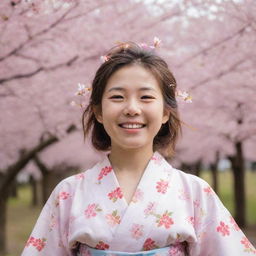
left=105, top=64, right=161, bottom=93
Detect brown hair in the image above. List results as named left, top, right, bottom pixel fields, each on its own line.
left=82, top=42, right=181, bottom=156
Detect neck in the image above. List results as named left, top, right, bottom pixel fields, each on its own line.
left=108, top=146, right=154, bottom=175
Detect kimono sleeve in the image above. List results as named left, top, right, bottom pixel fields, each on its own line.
left=188, top=178, right=256, bottom=256
left=21, top=178, right=74, bottom=256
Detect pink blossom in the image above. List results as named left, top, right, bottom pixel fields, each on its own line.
left=98, top=166, right=112, bottom=181
left=143, top=238, right=158, bottom=250
left=216, top=221, right=230, bottom=236
left=241, top=236, right=251, bottom=249
left=153, top=37, right=161, bottom=48
left=132, top=188, right=144, bottom=203
left=49, top=214, right=57, bottom=231
left=229, top=216, right=240, bottom=231
left=203, top=186, right=213, bottom=195
left=84, top=203, right=101, bottom=218
left=157, top=211, right=174, bottom=229
left=100, top=55, right=110, bottom=63
left=187, top=216, right=201, bottom=228
left=193, top=199, right=200, bottom=208
left=168, top=243, right=184, bottom=255
left=25, top=236, right=46, bottom=251
left=95, top=241, right=109, bottom=250
left=75, top=173, right=85, bottom=179
left=240, top=236, right=256, bottom=253
left=144, top=202, right=157, bottom=216
left=58, top=191, right=70, bottom=200
left=156, top=179, right=169, bottom=194
left=178, top=189, right=190, bottom=201
left=151, top=155, right=162, bottom=165
left=108, top=187, right=123, bottom=202
left=105, top=210, right=121, bottom=227
left=130, top=224, right=144, bottom=240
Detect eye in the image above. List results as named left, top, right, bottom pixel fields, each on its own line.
left=109, top=95, right=123, bottom=100
left=141, top=95, right=155, bottom=100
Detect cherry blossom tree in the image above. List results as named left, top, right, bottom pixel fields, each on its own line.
left=0, top=0, right=195, bottom=253
left=0, top=0, right=255, bottom=253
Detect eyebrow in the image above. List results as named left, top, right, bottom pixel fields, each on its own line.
left=107, top=86, right=157, bottom=92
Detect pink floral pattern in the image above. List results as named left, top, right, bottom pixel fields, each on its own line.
left=84, top=203, right=102, bottom=218
left=143, top=238, right=159, bottom=250
left=178, top=189, right=190, bottom=200
left=203, top=186, right=213, bottom=195
left=132, top=188, right=144, bottom=203
left=75, top=173, right=85, bottom=179
left=25, top=237, right=46, bottom=251
left=21, top=152, right=256, bottom=255
left=105, top=210, right=121, bottom=227
left=216, top=221, right=230, bottom=236
left=187, top=216, right=201, bottom=229
left=144, top=202, right=157, bottom=217
left=108, top=187, right=123, bottom=202
left=130, top=224, right=144, bottom=240
left=151, top=155, right=162, bottom=165
left=49, top=214, right=57, bottom=231
left=193, top=199, right=200, bottom=208
left=55, top=191, right=70, bottom=206
left=95, top=241, right=109, bottom=250
left=241, top=236, right=256, bottom=254
left=156, top=179, right=169, bottom=194
left=98, top=166, right=112, bottom=182
left=168, top=243, right=185, bottom=255
left=156, top=210, right=174, bottom=229
left=230, top=216, right=240, bottom=231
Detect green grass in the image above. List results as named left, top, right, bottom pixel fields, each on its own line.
left=5, top=185, right=41, bottom=256
left=4, top=170, right=256, bottom=255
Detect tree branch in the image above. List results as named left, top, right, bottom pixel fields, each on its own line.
left=176, top=24, right=250, bottom=68
left=0, top=55, right=79, bottom=85
left=0, top=124, right=76, bottom=193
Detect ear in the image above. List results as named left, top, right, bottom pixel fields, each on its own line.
left=162, top=108, right=170, bottom=124
left=93, top=105, right=103, bottom=123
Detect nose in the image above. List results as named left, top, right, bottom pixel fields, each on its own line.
left=123, top=99, right=141, bottom=116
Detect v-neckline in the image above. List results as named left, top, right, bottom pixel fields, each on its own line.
left=106, top=152, right=155, bottom=206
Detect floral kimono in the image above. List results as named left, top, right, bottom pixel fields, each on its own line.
left=21, top=152, right=256, bottom=256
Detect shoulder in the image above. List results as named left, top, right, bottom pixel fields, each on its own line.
left=51, top=159, right=105, bottom=196
left=164, top=161, right=217, bottom=201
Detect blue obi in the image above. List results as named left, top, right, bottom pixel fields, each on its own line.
left=78, top=243, right=186, bottom=256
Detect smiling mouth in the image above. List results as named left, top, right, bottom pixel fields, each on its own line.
left=119, top=123, right=146, bottom=129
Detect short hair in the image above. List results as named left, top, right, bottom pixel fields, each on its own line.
left=82, top=42, right=181, bottom=156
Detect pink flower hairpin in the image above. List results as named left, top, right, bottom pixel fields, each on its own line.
left=139, top=37, right=161, bottom=50
left=70, top=83, right=91, bottom=109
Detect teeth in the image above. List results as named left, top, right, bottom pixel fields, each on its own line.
left=121, top=124, right=144, bottom=129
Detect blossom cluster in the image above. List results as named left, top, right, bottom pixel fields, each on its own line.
left=25, top=236, right=46, bottom=252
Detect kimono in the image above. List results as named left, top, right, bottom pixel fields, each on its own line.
left=21, top=151, right=256, bottom=256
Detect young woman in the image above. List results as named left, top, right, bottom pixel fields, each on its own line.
left=22, top=42, right=256, bottom=255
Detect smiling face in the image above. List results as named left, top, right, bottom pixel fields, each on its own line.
left=94, top=64, right=169, bottom=153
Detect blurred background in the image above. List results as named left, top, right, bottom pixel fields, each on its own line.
left=0, top=0, right=255, bottom=255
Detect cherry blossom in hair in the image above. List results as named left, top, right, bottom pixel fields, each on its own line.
left=70, top=83, right=91, bottom=109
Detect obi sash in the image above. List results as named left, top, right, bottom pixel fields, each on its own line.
left=78, top=243, right=187, bottom=256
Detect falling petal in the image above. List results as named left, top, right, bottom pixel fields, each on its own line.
left=100, top=55, right=109, bottom=63
left=153, top=37, right=161, bottom=48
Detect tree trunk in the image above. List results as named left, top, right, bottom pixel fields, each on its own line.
left=9, top=179, right=18, bottom=198
left=0, top=125, right=76, bottom=253
left=29, top=175, right=39, bottom=207
left=194, top=160, right=202, bottom=177
left=42, top=171, right=53, bottom=204
left=229, top=141, right=246, bottom=228
left=210, top=151, right=220, bottom=195
left=0, top=188, right=8, bottom=255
